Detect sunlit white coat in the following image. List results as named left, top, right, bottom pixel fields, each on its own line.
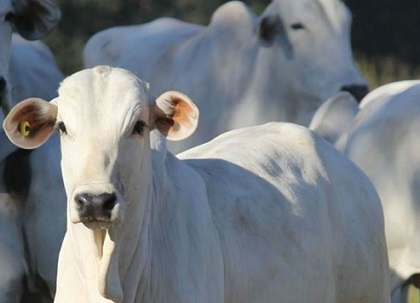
left=4, top=66, right=389, bottom=303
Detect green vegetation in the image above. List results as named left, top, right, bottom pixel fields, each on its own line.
left=409, top=285, right=419, bottom=303
left=345, top=0, right=420, bottom=88
left=356, top=54, right=420, bottom=89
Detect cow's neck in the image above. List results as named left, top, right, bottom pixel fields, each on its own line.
left=65, top=133, right=181, bottom=302
left=67, top=159, right=156, bottom=302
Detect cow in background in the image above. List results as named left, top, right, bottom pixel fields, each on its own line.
left=310, top=81, right=420, bottom=302
left=8, top=34, right=63, bottom=110
left=0, top=0, right=61, bottom=115
left=0, top=0, right=61, bottom=301
left=84, top=0, right=368, bottom=153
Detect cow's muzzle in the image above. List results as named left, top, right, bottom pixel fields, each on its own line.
left=75, top=192, right=117, bottom=223
left=340, top=84, right=369, bottom=102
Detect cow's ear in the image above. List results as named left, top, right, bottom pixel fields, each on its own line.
left=10, top=0, right=61, bottom=40
left=309, top=92, right=359, bottom=144
left=151, top=91, right=199, bottom=141
left=258, top=15, right=278, bottom=44
left=257, top=13, right=293, bottom=57
left=3, top=98, right=57, bottom=149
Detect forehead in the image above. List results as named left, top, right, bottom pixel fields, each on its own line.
left=56, top=66, right=150, bottom=126
left=276, top=0, right=348, bottom=23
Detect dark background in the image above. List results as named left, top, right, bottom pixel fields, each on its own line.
left=43, top=0, right=420, bottom=89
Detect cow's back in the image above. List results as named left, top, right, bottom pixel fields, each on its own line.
left=83, top=18, right=202, bottom=79
left=180, top=122, right=389, bottom=303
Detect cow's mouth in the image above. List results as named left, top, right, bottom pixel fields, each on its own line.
left=340, top=84, right=369, bottom=102
left=82, top=220, right=112, bottom=230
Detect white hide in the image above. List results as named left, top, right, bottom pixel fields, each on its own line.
left=0, top=130, right=26, bottom=303
left=0, top=0, right=61, bottom=301
left=0, top=0, right=61, bottom=114
left=23, top=133, right=65, bottom=299
left=8, top=36, right=65, bottom=299
left=4, top=66, right=389, bottom=303
left=310, top=80, right=420, bottom=302
left=309, top=92, right=359, bottom=145
left=8, top=33, right=63, bottom=108
left=8, top=38, right=64, bottom=295
left=83, top=0, right=367, bottom=153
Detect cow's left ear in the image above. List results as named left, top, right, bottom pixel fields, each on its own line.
left=151, top=91, right=199, bottom=141
left=10, top=0, right=61, bottom=40
left=3, top=98, right=57, bottom=149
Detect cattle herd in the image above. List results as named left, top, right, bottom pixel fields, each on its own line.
left=0, top=0, right=417, bottom=303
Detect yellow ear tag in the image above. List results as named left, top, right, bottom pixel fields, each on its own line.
left=20, top=121, right=31, bottom=137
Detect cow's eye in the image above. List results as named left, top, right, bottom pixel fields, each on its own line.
left=291, top=23, right=305, bottom=30
left=57, top=122, right=67, bottom=134
left=133, top=120, right=147, bottom=136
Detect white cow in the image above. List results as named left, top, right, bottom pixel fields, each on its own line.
left=0, top=130, right=27, bottom=303
left=7, top=36, right=64, bottom=299
left=0, top=0, right=61, bottom=115
left=0, top=193, right=25, bottom=303
left=0, top=131, right=64, bottom=303
left=0, top=34, right=63, bottom=127
left=5, top=37, right=65, bottom=302
left=309, top=81, right=420, bottom=302
left=83, top=0, right=368, bottom=153
left=8, top=33, right=64, bottom=108
left=0, top=0, right=61, bottom=301
left=4, top=66, right=390, bottom=303
left=0, top=130, right=57, bottom=303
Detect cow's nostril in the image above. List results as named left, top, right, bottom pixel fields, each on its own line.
left=75, top=193, right=92, bottom=207
left=75, top=192, right=116, bottom=222
left=340, top=84, right=369, bottom=102
left=101, top=193, right=117, bottom=211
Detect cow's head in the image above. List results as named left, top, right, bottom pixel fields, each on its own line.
left=3, top=66, right=199, bottom=229
left=255, top=0, right=367, bottom=121
left=0, top=0, right=61, bottom=115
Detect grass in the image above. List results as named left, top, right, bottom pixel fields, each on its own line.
left=409, top=285, right=419, bottom=303
left=355, top=54, right=420, bottom=90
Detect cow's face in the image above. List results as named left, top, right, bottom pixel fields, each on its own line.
left=0, top=0, right=60, bottom=115
left=256, top=0, right=367, bottom=108
left=3, top=66, right=198, bottom=229
left=56, top=66, right=153, bottom=229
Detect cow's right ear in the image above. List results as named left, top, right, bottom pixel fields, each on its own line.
left=3, top=98, right=57, bottom=149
